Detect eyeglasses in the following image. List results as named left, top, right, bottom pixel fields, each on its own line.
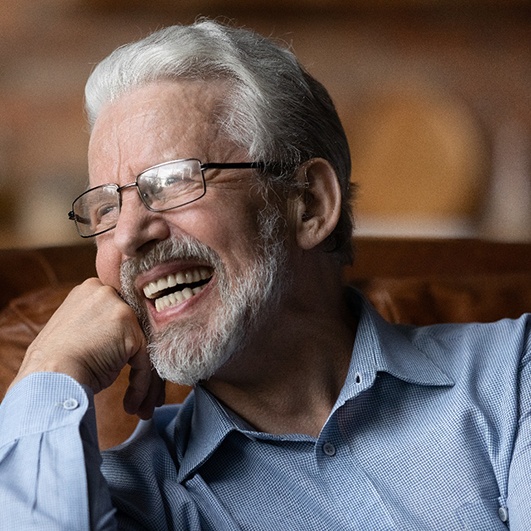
left=68, top=158, right=264, bottom=238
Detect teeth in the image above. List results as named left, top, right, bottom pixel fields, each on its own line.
left=154, top=282, right=208, bottom=312
left=143, top=267, right=213, bottom=312
left=143, top=267, right=211, bottom=299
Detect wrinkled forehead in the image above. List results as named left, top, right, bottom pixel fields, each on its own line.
left=87, top=80, right=234, bottom=186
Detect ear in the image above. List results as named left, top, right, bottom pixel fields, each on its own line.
left=292, top=158, right=342, bottom=252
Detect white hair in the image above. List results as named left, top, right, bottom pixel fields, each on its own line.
left=85, top=19, right=354, bottom=263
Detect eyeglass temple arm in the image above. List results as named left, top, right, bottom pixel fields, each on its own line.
left=201, top=162, right=265, bottom=171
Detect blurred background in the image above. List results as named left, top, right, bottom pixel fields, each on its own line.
left=0, top=0, right=530, bottom=248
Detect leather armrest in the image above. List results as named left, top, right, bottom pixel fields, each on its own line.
left=0, top=284, right=190, bottom=450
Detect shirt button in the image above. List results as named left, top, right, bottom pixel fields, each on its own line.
left=498, top=506, right=509, bottom=523
left=323, top=442, right=336, bottom=456
left=62, top=398, right=79, bottom=410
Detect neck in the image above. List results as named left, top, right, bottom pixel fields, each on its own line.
left=203, top=273, right=357, bottom=437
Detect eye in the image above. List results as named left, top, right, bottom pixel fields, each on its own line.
left=140, top=170, right=191, bottom=201
left=90, top=201, right=118, bottom=230
left=161, top=174, right=183, bottom=186
left=137, top=159, right=205, bottom=210
left=96, top=203, right=117, bottom=220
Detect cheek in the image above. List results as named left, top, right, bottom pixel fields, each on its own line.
left=95, top=242, right=121, bottom=289
left=184, top=194, right=263, bottom=249
left=208, top=206, right=263, bottom=260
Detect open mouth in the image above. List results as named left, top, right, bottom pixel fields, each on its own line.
left=143, top=266, right=214, bottom=312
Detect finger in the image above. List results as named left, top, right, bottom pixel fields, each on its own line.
left=156, top=377, right=166, bottom=407
left=123, top=347, right=153, bottom=415
left=136, top=372, right=166, bottom=420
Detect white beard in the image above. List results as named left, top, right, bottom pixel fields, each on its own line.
left=119, top=203, right=289, bottom=385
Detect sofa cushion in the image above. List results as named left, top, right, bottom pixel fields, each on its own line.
left=363, top=273, right=531, bottom=325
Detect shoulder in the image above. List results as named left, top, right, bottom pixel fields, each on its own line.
left=405, top=313, right=530, bottom=357
left=398, top=314, right=531, bottom=387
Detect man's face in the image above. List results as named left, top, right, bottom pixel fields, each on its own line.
left=89, top=81, right=291, bottom=384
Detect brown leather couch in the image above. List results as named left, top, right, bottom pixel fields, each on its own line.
left=1, top=237, right=530, bottom=449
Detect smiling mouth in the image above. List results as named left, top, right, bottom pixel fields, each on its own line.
left=143, top=266, right=214, bottom=312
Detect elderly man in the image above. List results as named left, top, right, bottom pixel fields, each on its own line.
left=0, top=20, right=529, bottom=530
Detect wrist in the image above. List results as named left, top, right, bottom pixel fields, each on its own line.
left=11, top=349, right=95, bottom=391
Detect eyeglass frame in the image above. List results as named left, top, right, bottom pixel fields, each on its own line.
left=68, top=158, right=266, bottom=238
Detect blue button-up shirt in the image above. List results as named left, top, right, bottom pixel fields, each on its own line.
left=1, top=292, right=530, bottom=529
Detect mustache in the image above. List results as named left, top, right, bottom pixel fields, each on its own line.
left=120, top=236, right=222, bottom=285
left=118, top=236, right=224, bottom=311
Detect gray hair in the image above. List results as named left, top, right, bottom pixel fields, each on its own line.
left=85, top=19, right=354, bottom=264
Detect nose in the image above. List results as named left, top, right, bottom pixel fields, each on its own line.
left=112, top=187, right=170, bottom=257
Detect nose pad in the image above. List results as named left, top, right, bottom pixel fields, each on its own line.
left=112, top=188, right=170, bottom=257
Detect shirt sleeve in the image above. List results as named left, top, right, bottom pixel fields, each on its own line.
left=507, top=318, right=531, bottom=530
left=0, top=372, right=117, bottom=530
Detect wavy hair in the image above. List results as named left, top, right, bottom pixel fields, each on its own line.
left=85, top=20, right=354, bottom=264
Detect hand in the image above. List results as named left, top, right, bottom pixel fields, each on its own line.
left=11, top=278, right=164, bottom=419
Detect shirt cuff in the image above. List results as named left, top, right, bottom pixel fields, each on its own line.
left=0, top=372, right=92, bottom=446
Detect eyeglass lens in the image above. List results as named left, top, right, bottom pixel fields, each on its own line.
left=72, top=159, right=206, bottom=237
left=139, top=159, right=205, bottom=210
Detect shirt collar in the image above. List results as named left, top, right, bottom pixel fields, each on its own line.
left=175, top=385, right=242, bottom=482
left=175, top=289, right=453, bottom=482
left=348, top=289, right=453, bottom=386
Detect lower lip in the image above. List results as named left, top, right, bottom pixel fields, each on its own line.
left=146, top=277, right=216, bottom=329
